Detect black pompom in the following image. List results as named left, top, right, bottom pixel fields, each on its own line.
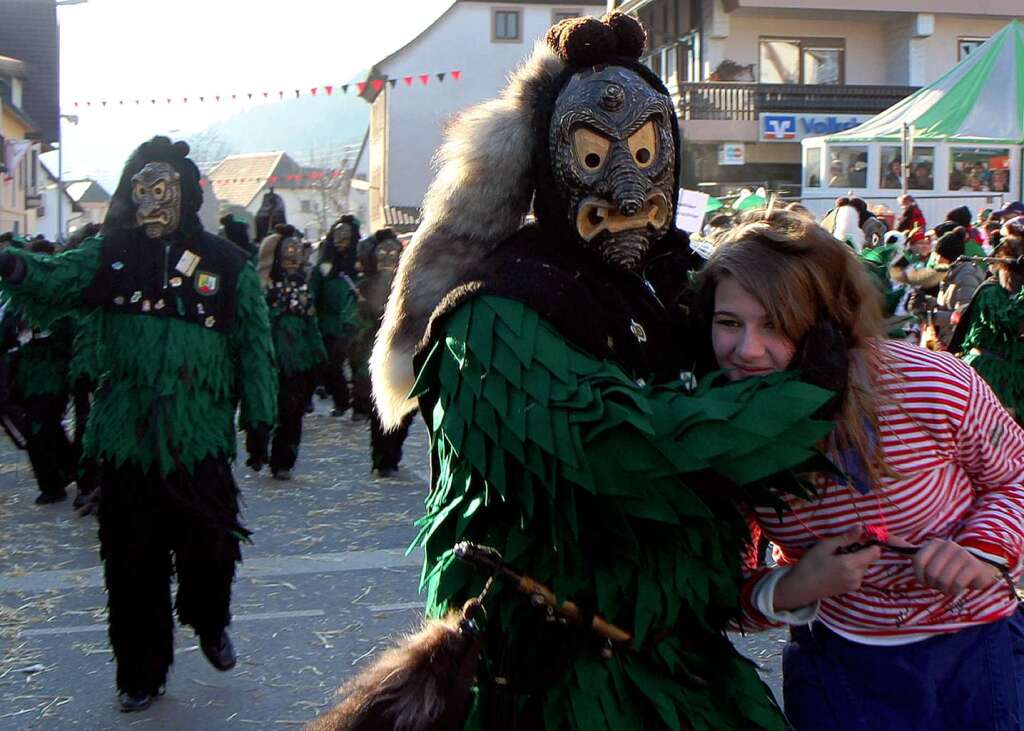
left=546, top=12, right=647, bottom=68
left=604, top=12, right=646, bottom=60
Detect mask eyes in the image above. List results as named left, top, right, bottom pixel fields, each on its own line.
left=152, top=181, right=166, bottom=199
left=628, top=120, right=657, bottom=169
left=134, top=184, right=146, bottom=199
left=572, top=127, right=612, bottom=172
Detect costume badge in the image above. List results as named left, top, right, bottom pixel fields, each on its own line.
left=175, top=250, right=200, bottom=277
left=170, top=276, right=183, bottom=288
left=319, top=262, right=331, bottom=276
left=130, top=291, right=142, bottom=304
left=111, top=261, right=125, bottom=271
left=155, top=299, right=165, bottom=311
left=114, top=296, right=125, bottom=306
left=204, top=315, right=216, bottom=328
left=196, top=303, right=205, bottom=315
left=141, top=300, right=151, bottom=312
left=195, top=271, right=219, bottom=296
left=629, top=319, right=647, bottom=344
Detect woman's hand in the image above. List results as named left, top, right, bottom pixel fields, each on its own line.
left=774, top=528, right=882, bottom=611
left=892, top=537, right=999, bottom=596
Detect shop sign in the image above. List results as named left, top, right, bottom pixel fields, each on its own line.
left=759, top=113, right=871, bottom=142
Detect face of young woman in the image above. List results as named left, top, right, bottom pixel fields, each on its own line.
left=711, top=275, right=797, bottom=380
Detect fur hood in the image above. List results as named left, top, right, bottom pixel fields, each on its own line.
left=370, top=41, right=565, bottom=429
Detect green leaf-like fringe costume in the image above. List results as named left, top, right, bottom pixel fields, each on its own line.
left=958, top=283, right=1024, bottom=420
left=412, top=295, right=834, bottom=731
left=0, top=237, right=277, bottom=476
left=270, top=310, right=327, bottom=377
left=310, top=268, right=360, bottom=341
left=8, top=314, right=74, bottom=399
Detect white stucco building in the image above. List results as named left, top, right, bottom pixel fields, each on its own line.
left=357, top=0, right=604, bottom=231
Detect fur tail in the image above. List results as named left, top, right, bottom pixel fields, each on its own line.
left=307, top=609, right=482, bottom=731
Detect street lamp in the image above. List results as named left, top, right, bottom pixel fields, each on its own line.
left=55, top=0, right=88, bottom=242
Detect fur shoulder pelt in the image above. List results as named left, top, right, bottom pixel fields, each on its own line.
left=371, top=41, right=564, bottom=429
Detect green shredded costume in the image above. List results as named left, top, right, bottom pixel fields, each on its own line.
left=310, top=267, right=360, bottom=342
left=0, top=238, right=277, bottom=475
left=412, top=295, right=833, bottom=731
left=955, top=282, right=1024, bottom=421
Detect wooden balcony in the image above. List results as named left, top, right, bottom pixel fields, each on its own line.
left=676, top=82, right=918, bottom=121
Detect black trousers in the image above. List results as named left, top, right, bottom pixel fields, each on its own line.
left=271, top=370, right=315, bottom=472
left=98, top=457, right=242, bottom=696
left=22, top=391, right=74, bottom=496
left=72, top=378, right=99, bottom=495
left=321, top=336, right=351, bottom=412
left=371, top=409, right=414, bottom=471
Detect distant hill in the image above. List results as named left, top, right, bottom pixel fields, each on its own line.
left=186, top=82, right=369, bottom=168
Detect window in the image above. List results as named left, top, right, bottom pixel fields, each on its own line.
left=825, top=146, right=868, bottom=189
left=879, top=146, right=934, bottom=190
left=759, top=37, right=844, bottom=84
left=803, top=147, right=821, bottom=188
left=949, top=147, right=1011, bottom=192
left=958, top=37, right=988, bottom=61
left=552, top=10, right=580, bottom=24
left=492, top=9, right=520, bottom=42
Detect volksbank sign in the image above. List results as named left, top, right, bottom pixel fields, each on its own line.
left=759, top=113, right=870, bottom=143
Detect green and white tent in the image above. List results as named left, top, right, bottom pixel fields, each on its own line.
left=801, top=20, right=1023, bottom=222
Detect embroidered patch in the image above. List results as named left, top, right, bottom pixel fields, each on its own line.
left=170, top=276, right=183, bottom=288
left=175, top=250, right=200, bottom=277
left=154, top=299, right=165, bottom=311
left=130, top=291, right=142, bottom=304
left=204, top=315, right=216, bottom=328
left=196, top=303, right=205, bottom=315
left=113, top=296, right=125, bottom=306
left=195, top=271, right=219, bottom=296
left=141, top=300, right=152, bottom=312
left=111, top=261, right=125, bottom=271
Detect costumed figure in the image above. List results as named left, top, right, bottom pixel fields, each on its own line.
left=220, top=214, right=259, bottom=263
left=254, top=188, right=287, bottom=242
left=859, top=230, right=912, bottom=339
left=310, top=215, right=362, bottom=417
left=908, top=226, right=984, bottom=349
left=0, top=238, right=76, bottom=504
left=950, top=218, right=1024, bottom=422
left=313, top=15, right=836, bottom=731
left=353, top=228, right=411, bottom=475
left=261, top=229, right=327, bottom=480
left=0, top=137, right=277, bottom=712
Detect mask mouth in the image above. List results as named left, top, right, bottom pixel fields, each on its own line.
left=140, top=210, right=172, bottom=227
left=575, top=192, right=670, bottom=242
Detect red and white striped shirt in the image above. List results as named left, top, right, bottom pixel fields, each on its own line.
left=741, top=339, right=1024, bottom=639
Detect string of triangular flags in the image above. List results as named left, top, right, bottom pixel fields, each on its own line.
left=69, top=70, right=463, bottom=110
left=197, top=170, right=346, bottom=188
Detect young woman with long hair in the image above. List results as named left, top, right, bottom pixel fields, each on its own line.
left=691, top=209, right=1024, bottom=730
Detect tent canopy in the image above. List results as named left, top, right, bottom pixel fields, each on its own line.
left=823, top=20, right=1024, bottom=145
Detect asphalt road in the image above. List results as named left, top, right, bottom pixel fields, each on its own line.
left=0, top=399, right=785, bottom=729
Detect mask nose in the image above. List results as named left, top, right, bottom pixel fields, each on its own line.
left=619, top=198, right=642, bottom=216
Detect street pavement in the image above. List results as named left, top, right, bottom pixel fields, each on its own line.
left=0, top=399, right=785, bottom=729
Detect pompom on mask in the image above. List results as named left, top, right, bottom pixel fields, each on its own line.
left=549, top=65, right=675, bottom=271
left=132, top=162, right=182, bottom=239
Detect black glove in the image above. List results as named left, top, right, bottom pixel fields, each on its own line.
left=245, top=423, right=271, bottom=472
left=0, top=251, right=23, bottom=282
left=907, top=291, right=936, bottom=316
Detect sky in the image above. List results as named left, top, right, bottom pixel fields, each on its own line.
left=49, top=0, right=452, bottom=188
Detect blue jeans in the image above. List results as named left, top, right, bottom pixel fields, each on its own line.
left=783, top=609, right=1024, bottom=731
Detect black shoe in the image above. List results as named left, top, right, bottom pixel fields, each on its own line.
left=72, top=490, right=93, bottom=510
left=119, top=691, right=156, bottom=713
left=271, top=469, right=292, bottom=481
left=315, top=386, right=328, bottom=400
left=34, top=490, right=67, bottom=505
left=330, top=407, right=347, bottom=418
left=304, top=402, right=314, bottom=414
left=375, top=467, right=399, bottom=478
left=200, top=631, right=237, bottom=671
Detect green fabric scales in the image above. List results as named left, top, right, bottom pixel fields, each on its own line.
left=270, top=310, right=327, bottom=376
left=959, top=284, right=1024, bottom=420
left=412, top=295, right=834, bottom=731
left=310, top=269, right=360, bottom=340
left=68, top=309, right=104, bottom=385
left=0, top=238, right=277, bottom=476
left=12, top=315, right=74, bottom=399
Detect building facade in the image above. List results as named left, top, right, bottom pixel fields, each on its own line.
left=359, top=0, right=604, bottom=232
left=609, top=0, right=1021, bottom=195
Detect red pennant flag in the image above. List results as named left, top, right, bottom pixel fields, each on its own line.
left=262, top=92, right=269, bottom=99
left=436, top=72, right=446, bottom=83
left=86, top=101, right=91, bottom=107
left=332, top=170, right=341, bottom=177
left=269, top=175, right=278, bottom=184
left=135, top=99, right=140, bottom=105
left=183, top=97, right=188, bottom=103
left=403, top=76, right=413, bottom=86
left=356, top=82, right=367, bottom=94
left=341, top=84, right=349, bottom=94
left=419, top=74, right=430, bottom=85
left=388, top=79, right=397, bottom=88
left=215, top=95, right=221, bottom=102
left=199, top=96, right=205, bottom=102
left=198, top=179, right=206, bottom=188
left=101, top=101, right=107, bottom=107
left=166, top=98, right=172, bottom=104
left=295, top=89, right=300, bottom=98
left=151, top=99, right=157, bottom=105
left=278, top=90, right=284, bottom=99
left=324, top=85, right=333, bottom=96
left=371, top=79, right=384, bottom=92
left=452, top=70, right=461, bottom=81
left=233, top=94, right=239, bottom=101
left=73, top=101, right=79, bottom=108
left=310, top=87, right=318, bottom=96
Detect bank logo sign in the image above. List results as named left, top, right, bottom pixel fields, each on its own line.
left=759, top=113, right=869, bottom=142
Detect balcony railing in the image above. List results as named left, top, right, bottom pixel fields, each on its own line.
left=676, top=83, right=918, bottom=121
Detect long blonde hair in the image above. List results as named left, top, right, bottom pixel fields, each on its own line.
left=692, top=209, right=889, bottom=486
